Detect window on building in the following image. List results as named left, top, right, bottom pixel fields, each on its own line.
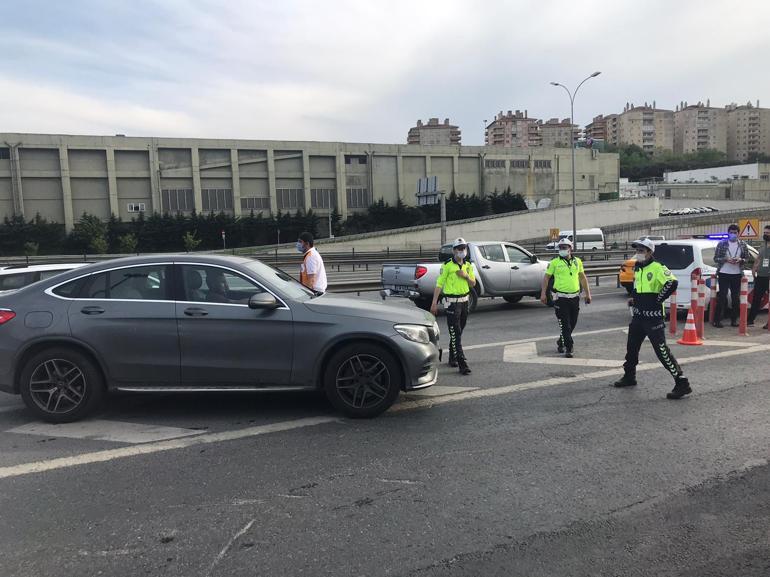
left=485, top=159, right=505, bottom=168
left=240, top=197, right=271, bottom=211
left=346, top=187, right=371, bottom=209
left=311, top=188, right=336, bottom=209
left=533, top=160, right=552, bottom=169
left=201, top=188, right=234, bottom=212
left=510, top=159, right=529, bottom=169
left=0, top=148, right=9, bottom=160
left=276, top=188, right=304, bottom=210
left=127, top=202, right=146, bottom=213
left=344, top=155, right=367, bottom=165
left=161, top=189, right=194, bottom=213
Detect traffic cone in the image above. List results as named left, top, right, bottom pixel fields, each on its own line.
left=677, top=309, right=703, bottom=346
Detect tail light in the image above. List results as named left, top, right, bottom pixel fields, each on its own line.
left=0, top=309, right=16, bottom=325
left=415, top=266, right=428, bottom=280
left=692, top=267, right=702, bottom=280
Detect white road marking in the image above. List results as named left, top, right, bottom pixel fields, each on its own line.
left=391, top=343, right=770, bottom=413
left=402, top=385, right=478, bottom=398
left=7, top=420, right=204, bottom=444
left=622, top=328, right=765, bottom=348
left=503, top=342, right=625, bottom=367
left=2, top=344, right=769, bottom=481
left=464, top=326, right=626, bottom=351
left=0, top=416, right=338, bottom=480
left=207, top=518, right=257, bottom=577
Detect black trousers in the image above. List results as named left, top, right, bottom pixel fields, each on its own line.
left=623, top=317, right=683, bottom=380
left=716, top=272, right=742, bottom=324
left=748, top=275, right=769, bottom=323
left=446, top=301, right=469, bottom=367
left=554, top=296, right=580, bottom=350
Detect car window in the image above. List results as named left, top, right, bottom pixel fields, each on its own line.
left=505, top=245, right=531, bottom=264
left=80, top=265, right=171, bottom=300
left=701, top=247, right=716, bottom=267
left=654, top=245, right=694, bottom=270
left=0, top=272, right=32, bottom=291
left=479, top=244, right=506, bottom=262
left=182, top=265, right=264, bottom=304
left=40, top=269, right=73, bottom=280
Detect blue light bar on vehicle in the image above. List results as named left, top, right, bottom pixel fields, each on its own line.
left=707, top=233, right=729, bottom=240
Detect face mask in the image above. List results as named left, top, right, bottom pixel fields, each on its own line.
left=455, top=250, right=467, bottom=260
left=635, top=251, right=648, bottom=262
left=728, top=233, right=738, bottom=242
left=296, top=241, right=305, bottom=253
left=558, top=249, right=570, bottom=258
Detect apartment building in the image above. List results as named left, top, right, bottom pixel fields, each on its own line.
left=673, top=101, right=727, bottom=154
left=406, top=118, right=461, bottom=145
left=484, top=110, right=541, bottom=148
left=539, top=118, right=577, bottom=148
left=726, top=101, right=770, bottom=162
left=616, top=103, right=674, bottom=151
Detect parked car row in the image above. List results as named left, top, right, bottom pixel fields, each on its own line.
left=659, top=207, right=718, bottom=217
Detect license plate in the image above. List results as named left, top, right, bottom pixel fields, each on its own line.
left=393, top=285, right=409, bottom=292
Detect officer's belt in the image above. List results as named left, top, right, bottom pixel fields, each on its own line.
left=444, top=295, right=469, bottom=303
left=554, top=292, right=580, bottom=299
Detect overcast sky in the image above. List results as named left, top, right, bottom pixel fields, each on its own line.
left=2, top=0, right=769, bottom=145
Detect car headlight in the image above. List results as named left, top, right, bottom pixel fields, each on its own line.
left=394, top=324, right=431, bottom=344
left=432, top=320, right=440, bottom=341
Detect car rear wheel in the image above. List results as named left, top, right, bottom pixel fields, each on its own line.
left=469, top=289, right=479, bottom=313
left=503, top=295, right=522, bottom=304
left=324, top=343, right=402, bottom=418
left=19, top=348, right=104, bottom=423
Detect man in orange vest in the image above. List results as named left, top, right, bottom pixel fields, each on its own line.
left=298, top=232, right=327, bottom=293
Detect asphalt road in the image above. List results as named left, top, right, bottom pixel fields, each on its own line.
left=1, top=283, right=769, bottom=577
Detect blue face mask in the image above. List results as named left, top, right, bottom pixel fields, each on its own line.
left=728, top=233, right=738, bottom=242
left=296, top=241, right=305, bottom=253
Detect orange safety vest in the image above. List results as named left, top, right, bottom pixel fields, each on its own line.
left=299, top=250, right=312, bottom=288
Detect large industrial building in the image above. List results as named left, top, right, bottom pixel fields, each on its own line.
left=0, top=133, right=619, bottom=231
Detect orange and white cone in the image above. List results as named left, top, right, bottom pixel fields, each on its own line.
left=677, top=309, right=703, bottom=345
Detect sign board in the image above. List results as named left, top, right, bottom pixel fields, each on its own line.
left=416, top=176, right=440, bottom=206
left=549, top=228, right=560, bottom=241
left=738, top=218, right=760, bottom=239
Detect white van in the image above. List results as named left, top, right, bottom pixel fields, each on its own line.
left=545, top=228, right=605, bottom=251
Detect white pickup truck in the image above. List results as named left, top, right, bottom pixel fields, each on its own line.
left=381, top=241, right=548, bottom=312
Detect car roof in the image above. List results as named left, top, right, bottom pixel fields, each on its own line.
left=0, top=262, right=90, bottom=275
left=653, top=239, right=718, bottom=247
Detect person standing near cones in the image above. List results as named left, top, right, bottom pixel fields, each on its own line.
left=431, top=238, right=475, bottom=375
left=540, top=238, right=591, bottom=358
left=614, top=238, right=692, bottom=399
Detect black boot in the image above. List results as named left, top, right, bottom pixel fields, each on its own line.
left=448, top=355, right=458, bottom=368
left=565, top=347, right=574, bottom=358
left=556, top=339, right=565, bottom=354
left=458, top=360, right=472, bottom=375
left=667, top=377, right=692, bottom=399
left=613, top=374, right=637, bottom=388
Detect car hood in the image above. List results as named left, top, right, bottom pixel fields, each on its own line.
left=303, top=293, right=434, bottom=325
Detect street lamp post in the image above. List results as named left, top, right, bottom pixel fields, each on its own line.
left=550, top=71, right=601, bottom=246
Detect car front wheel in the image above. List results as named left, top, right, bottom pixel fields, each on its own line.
left=324, top=343, right=402, bottom=418
left=19, top=348, right=104, bottom=423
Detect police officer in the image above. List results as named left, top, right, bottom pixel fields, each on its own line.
left=430, top=238, right=476, bottom=375
left=613, top=238, right=692, bottom=399
left=540, top=238, right=591, bottom=358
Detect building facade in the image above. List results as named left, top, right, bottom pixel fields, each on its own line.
left=406, top=118, right=461, bottom=145
left=539, top=118, right=577, bottom=148
left=616, top=103, right=674, bottom=151
left=0, top=133, right=619, bottom=231
left=485, top=110, right=541, bottom=148
left=726, top=102, right=770, bottom=162
left=673, top=102, right=727, bottom=154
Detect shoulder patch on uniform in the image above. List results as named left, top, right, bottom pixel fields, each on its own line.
left=647, top=272, right=653, bottom=281
left=664, top=270, right=672, bottom=276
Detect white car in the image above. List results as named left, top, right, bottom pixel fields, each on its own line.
left=0, top=263, right=90, bottom=294
left=651, top=239, right=762, bottom=313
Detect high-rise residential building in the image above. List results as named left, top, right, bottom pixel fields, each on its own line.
left=585, top=114, right=619, bottom=145
left=616, top=102, right=674, bottom=151
left=485, top=110, right=541, bottom=147
left=673, top=101, right=727, bottom=154
left=539, top=118, right=577, bottom=148
left=407, top=118, right=461, bottom=145
left=726, top=101, right=770, bottom=162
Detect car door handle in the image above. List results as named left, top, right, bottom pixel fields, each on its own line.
left=184, top=307, right=209, bottom=317
left=482, top=265, right=491, bottom=269
left=80, top=306, right=104, bottom=315
left=511, top=266, right=519, bottom=270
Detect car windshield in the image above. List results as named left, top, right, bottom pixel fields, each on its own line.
left=244, top=259, right=316, bottom=299
left=654, top=244, right=694, bottom=270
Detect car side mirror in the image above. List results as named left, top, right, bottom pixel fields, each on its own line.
left=248, top=293, right=279, bottom=310
left=530, top=255, right=538, bottom=263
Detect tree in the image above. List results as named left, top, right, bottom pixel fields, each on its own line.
left=23, top=242, right=39, bottom=256
left=117, top=233, right=138, bottom=254
left=182, top=231, right=201, bottom=252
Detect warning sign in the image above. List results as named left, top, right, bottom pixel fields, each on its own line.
left=549, top=228, right=560, bottom=241
left=738, top=218, right=760, bottom=239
